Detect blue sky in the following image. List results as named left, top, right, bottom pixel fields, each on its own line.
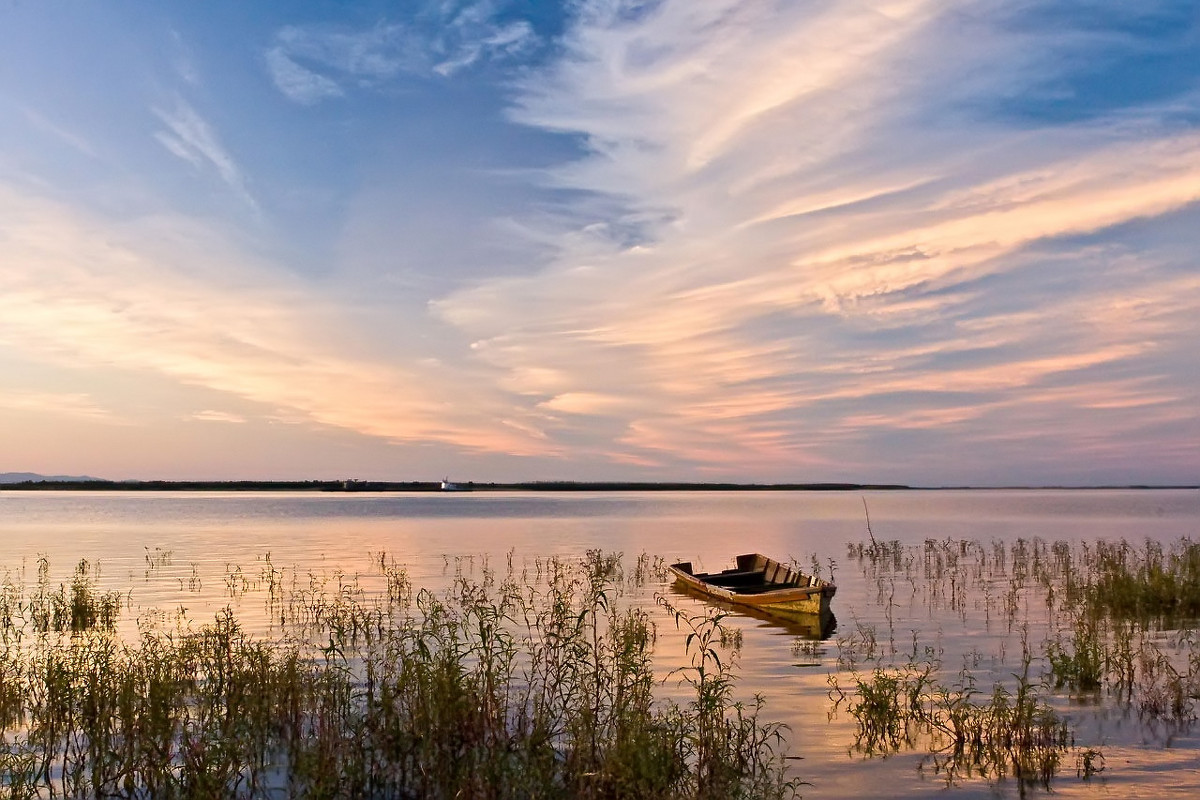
left=1, top=0, right=1198, bottom=484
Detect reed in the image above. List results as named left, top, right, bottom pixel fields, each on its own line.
left=0, top=552, right=797, bottom=799
left=841, top=533, right=1200, bottom=789
left=830, top=648, right=1072, bottom=789
left=661, top=600, right=800, bottom=800
left=1044, top=611, right=1105, bottom=693
left=1076, top=539, right=1200, bottom=619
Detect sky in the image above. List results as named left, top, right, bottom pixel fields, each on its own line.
left=1, top=0, right=1198, bottom=486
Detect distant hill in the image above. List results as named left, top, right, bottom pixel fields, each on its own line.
left=0, top=472, right=107, bottom=484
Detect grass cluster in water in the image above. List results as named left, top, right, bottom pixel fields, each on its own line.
left=830, top=648, right=1073, bottom=790
left=1040, top=539, right=1200, bottom=724
left=836, top=534, right=1200, bottom=789
left=1066, top=539, right=1200, bottom=619
left=0, top=551, right=798, bottom=799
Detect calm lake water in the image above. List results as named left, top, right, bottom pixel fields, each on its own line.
left=2, top=488, right=1198, bottom=798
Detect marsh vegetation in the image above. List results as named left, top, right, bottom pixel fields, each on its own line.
left=1, top=489, right=1197, bottom=798
left=0, top=551, right=799, bottom=799
left=829, top=536, right=1200, bottom=791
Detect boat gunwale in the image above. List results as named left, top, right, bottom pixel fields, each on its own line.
left=667, top=552, right=836, bottom=608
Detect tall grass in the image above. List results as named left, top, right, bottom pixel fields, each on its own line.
left=829, top=646, right=1071, bottom=790
left=0, top=551, right=798, bottom=799
left=1070, top=539, right=1200, bottom=619
left=839, top=534, right=1200, bottom=789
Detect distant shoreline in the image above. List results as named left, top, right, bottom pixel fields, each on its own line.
left=0, top=479, right=1196, bottom=492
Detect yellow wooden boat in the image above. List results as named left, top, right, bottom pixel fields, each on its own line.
left=668, top=553, right=836, bottom=619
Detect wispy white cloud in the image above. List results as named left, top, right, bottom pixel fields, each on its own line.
left=429, top=0, right=1200, bottom=480
left=265, top=46, right=344, bottom=105
left=169, top=29, right=201, bottom=87
left=153, top=100, right=255, bottom=207
left=21, top=108, right=98, bottom=158
left=265, top=3, right=540, bottom=102
left=189, top=410, right=247, bottom=424
left=434, top=17, right=536, bottom=76
left=4, top=0, right=1196, bottom=484
left=0, top=390, right=119, bottom=422
left=0, top=185, right=553, bottom=459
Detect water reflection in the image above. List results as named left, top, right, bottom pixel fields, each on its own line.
left=666, top=582, right=838, bottom=640
left=0, top=489, right=1198, bottom=798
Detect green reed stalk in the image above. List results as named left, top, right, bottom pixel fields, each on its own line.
left=0, top=552, right=798, bottom=800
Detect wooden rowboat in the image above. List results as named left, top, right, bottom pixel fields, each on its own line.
left=668, top=553, right=836, bottom=620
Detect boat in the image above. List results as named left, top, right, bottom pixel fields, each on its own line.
left=668, top=553, right=836, bottom=621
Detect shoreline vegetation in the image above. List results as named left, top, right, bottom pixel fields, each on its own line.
left=832, top=535, right=1200, bottom=789
left=2, top=478, right=1197, bottom=492
left=2, top=525, right=1199, bottom=794
left=0, top=551, right=800, bottom=799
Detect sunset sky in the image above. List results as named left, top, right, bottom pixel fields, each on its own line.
left=2, top=1, right=1198, bottom=485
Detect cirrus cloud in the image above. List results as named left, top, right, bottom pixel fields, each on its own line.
left=429, top=0, right=1200, bottom=482
left=265, top=2, right=540, bottom=104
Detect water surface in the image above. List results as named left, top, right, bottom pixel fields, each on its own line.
left=2, top=488, right=1197, bottom=798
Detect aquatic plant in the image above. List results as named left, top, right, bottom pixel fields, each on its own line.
left=830, top=650, right=1072, bottom=790
left=1044, top=612, right=1106, bottom=693
left=839, top=533, right=1200, bottom=790
left=661, top=601, right=800, bottom=800
left=0, top=552, right=798, bottom=800
left=1077, top=539, right=1200, bottom=619
left=19, top=558, right=123, bottom=634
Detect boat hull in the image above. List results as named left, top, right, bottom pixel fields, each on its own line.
left=668, top=553, right=836, bottom=621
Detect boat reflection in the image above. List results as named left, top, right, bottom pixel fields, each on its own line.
left=667, top=581, right=837, bottom=640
